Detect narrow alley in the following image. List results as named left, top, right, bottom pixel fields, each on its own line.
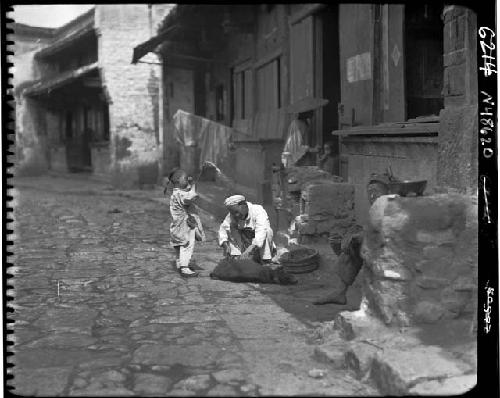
left=9, top=178, right=377, bottom=396
left=7, top=2, right=488, bottom=396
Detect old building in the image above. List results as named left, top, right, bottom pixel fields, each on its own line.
left=333, top=4, right=477, bottom=223
left=11, top=4, right=172, bottom=187
left=134, top=3, right=477, bottom=222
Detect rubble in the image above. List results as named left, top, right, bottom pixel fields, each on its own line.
left=308, top=369, right=327, bottom=379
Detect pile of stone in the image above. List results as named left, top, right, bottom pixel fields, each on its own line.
left=311, top=192, right=478, bottom=395
left=361, top=193, right=477, bottom=327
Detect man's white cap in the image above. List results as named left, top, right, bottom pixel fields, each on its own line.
left=224, top=195, right=246, bottom=207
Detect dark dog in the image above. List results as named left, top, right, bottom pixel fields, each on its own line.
left=210, top=258, right=298, bottom=285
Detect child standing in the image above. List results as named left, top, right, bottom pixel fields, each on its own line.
left=167, top=168, right=205, bottom=277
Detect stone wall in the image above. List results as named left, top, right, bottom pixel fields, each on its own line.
left=293, top=180, right=356, bottom=245
left=361, top=193, right=477, bottom=327
left=95, top=4, right=167, bottom=188
left=437, top=6, right=477, bottom=192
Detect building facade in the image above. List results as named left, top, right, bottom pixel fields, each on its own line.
left=11, top=4, right=172, bottom=188
left=135, top=3, right=478, bottom=222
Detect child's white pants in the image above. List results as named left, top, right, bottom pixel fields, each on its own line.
left=177, top=229, right=196, bottom=268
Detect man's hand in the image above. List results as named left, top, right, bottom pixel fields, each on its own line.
left=240, top=245, right=256, bottom=260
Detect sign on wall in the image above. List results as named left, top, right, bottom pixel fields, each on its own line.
left=346, top=52, right=372, bottom=83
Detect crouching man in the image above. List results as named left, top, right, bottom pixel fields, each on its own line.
left=219, top=195, right=277, bottom=264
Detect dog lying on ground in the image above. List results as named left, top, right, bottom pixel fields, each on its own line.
left=210, top=258, right=298, bottom=285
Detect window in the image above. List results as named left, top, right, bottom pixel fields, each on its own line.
left=256, top=58, right=281, bottom=111
left=231, top=65, right=253, bottom=121
left=290, top=16, right=314, bottom=104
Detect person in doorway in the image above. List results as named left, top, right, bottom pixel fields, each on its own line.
left=218, top=195, right=277, bottom=264
left=317, top=141, right=339, bottom=176
left=168, top=168, right=205, bottom=277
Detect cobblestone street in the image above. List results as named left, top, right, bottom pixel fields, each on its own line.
left=9, top=180, right=377, bottom=396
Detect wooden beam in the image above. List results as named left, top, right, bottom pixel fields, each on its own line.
left=289, top=4, right=326, bottom=25
left=137, top=60, right=162, bottom=65
left=165, top=53, right=224, bottom=64
left=253, top=48, right=283, bottom=69
left=332, top=123, right=439, bottom=136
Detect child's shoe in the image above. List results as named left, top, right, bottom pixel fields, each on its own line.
left=189, top=260, right=204, bottom=271
left=180, top=267, right=198, bottom=277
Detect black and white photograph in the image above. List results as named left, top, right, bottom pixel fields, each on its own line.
left=4, top=2, right=498, bottom=396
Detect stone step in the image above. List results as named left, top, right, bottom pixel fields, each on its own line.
left=370, top=345, right=476, bottom=395
left=312, top=309, right=477, bottom=395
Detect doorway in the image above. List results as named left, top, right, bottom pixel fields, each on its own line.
left=65, top=111, right=73, bottom=141
left=65, top=108, right=92, bottom=172
left=315, top=5, right=341, bottom=174
left=404, top=4, right=444, bottom=119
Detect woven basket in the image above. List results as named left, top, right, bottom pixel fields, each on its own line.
left=279, top=246, right=320, bottom=274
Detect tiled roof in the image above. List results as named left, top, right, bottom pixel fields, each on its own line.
left=34, top=7, right=95, bottom=60
left=22, top=62, right=99, bottom=96
left=34, top=24, right=95, bottom=59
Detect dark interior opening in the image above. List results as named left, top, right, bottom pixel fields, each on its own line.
left=65, top=111, right=73, bottom=140
left=318, top=4, right=341, bottom=175
left=405, top=4, right=444, bottom=119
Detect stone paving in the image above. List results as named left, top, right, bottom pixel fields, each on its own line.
left=8, top=180, right=378, bottom=396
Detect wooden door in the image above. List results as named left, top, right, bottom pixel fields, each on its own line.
left=290, top=15, right=315, bottom=105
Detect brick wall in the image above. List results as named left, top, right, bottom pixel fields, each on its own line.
left=437, top=6, right=478, bottom=193
left=95, top=4, right=167, bottom=188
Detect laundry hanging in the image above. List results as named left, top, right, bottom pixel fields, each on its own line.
left=173, top=109, right=245, bottom=166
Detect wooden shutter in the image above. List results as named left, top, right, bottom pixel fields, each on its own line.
left=290, top=15, right=314, bottom=104
left=256, top=60, right=279, bottom=111
left=233, top=72, right=241, bottom=120
left=382, top=4, right=405, bottom=122
left=244, top=69, right=253, bottom=118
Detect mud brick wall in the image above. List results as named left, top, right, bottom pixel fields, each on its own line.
left=294, top=181, right=356, bottom=243
left=11, top=31, right=52, bottom=176
left=437, top=6, right=478, bottom=193
left=361, top=194, right=477, bottom=327
left=95, top=5, right=166, bottom=188
left=14, top=98, right=50, bottom=176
